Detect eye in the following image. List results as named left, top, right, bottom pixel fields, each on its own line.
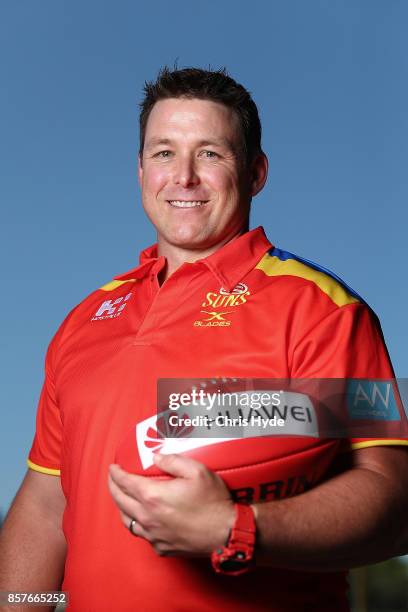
left=154, top=150, right=172, bottom=158
left=200, top=150, right=219, bottom=159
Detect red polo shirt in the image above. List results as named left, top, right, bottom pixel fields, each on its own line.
left=28, top=227, right=407, bottom=611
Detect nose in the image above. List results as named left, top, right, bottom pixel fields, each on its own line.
left=173, top=155, right=199, bottom=188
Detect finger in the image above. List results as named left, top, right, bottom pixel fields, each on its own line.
left=109, top=464, right=152, bottom=501
left=108, top=473, right=144, bottom=519
left=153, top=453, right=207, bottom=479
left=120, top=511, right=149, bottom=540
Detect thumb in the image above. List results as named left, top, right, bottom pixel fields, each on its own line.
left=153, top=452, right=205, bottom=478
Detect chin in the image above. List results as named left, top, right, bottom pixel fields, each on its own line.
left=167, top=226, right=210, bottom=247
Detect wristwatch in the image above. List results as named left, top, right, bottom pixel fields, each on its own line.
left=211, top=504, right=256, bottom=576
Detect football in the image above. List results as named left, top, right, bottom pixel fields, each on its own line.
left=116, top=431, right=340, bottom=503
left=115, top=379, right=341, bottom=503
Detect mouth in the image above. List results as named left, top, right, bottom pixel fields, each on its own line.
left=167, top=200, right=208, bottom=208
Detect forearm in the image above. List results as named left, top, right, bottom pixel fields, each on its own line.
left=0, top=499, right=66, bottom=611
left=252, top=467, right=406, bottom=571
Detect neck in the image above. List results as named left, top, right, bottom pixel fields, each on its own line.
left=157, top=228, right=248, bottom=283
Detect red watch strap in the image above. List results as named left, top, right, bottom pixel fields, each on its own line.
left=228, top=504, right=256, bottom=547
left=211, top=504, right=256, bottom=575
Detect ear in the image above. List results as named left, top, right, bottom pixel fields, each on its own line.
left=250, top=153, right=268, bottom=197
left=138, top=154, right=143, bottom=187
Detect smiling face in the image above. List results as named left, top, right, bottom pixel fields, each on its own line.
left=138, top=97, right=266, bottom=258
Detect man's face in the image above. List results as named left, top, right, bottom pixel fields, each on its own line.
left=139, top=97, right=254, bottom=253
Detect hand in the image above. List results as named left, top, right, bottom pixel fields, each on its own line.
left=108, top=453, right=235, bottom=557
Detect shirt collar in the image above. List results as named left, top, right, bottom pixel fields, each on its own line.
left=114, top=226, right=272, bottom=291
left=198, top=226, right=272, bottom=291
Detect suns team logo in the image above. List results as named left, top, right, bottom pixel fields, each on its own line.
left=193, top=283, right=250, bottom=327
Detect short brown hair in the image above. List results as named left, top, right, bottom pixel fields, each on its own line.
left=139, top=66, right=262, bottom=165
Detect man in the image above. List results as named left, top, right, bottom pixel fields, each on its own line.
left=1, top=67, right=407, bottom=611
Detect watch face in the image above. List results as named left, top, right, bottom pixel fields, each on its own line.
left=219, top=552, right=249, bottom=573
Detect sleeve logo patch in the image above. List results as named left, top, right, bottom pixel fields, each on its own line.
left=347, top=381, right=400, bottom=421
left=91, top=292, right=133, bottom=321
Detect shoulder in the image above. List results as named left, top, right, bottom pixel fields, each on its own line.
left=48, top=273, right=139, bottom=352
left=254, top=245, right=364, bottom=310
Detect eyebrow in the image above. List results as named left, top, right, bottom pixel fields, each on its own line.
left=144, top=138, right=172, bottom=150
left=144, top=137, right=238, bottom=152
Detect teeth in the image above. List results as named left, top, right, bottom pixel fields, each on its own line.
left=168, top=200, right=206, bottom=208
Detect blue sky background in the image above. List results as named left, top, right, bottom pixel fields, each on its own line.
left=1, top=0, right=407, bottom=515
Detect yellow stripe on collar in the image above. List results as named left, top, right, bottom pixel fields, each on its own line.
left=99, top=279, right=136, bottom=292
